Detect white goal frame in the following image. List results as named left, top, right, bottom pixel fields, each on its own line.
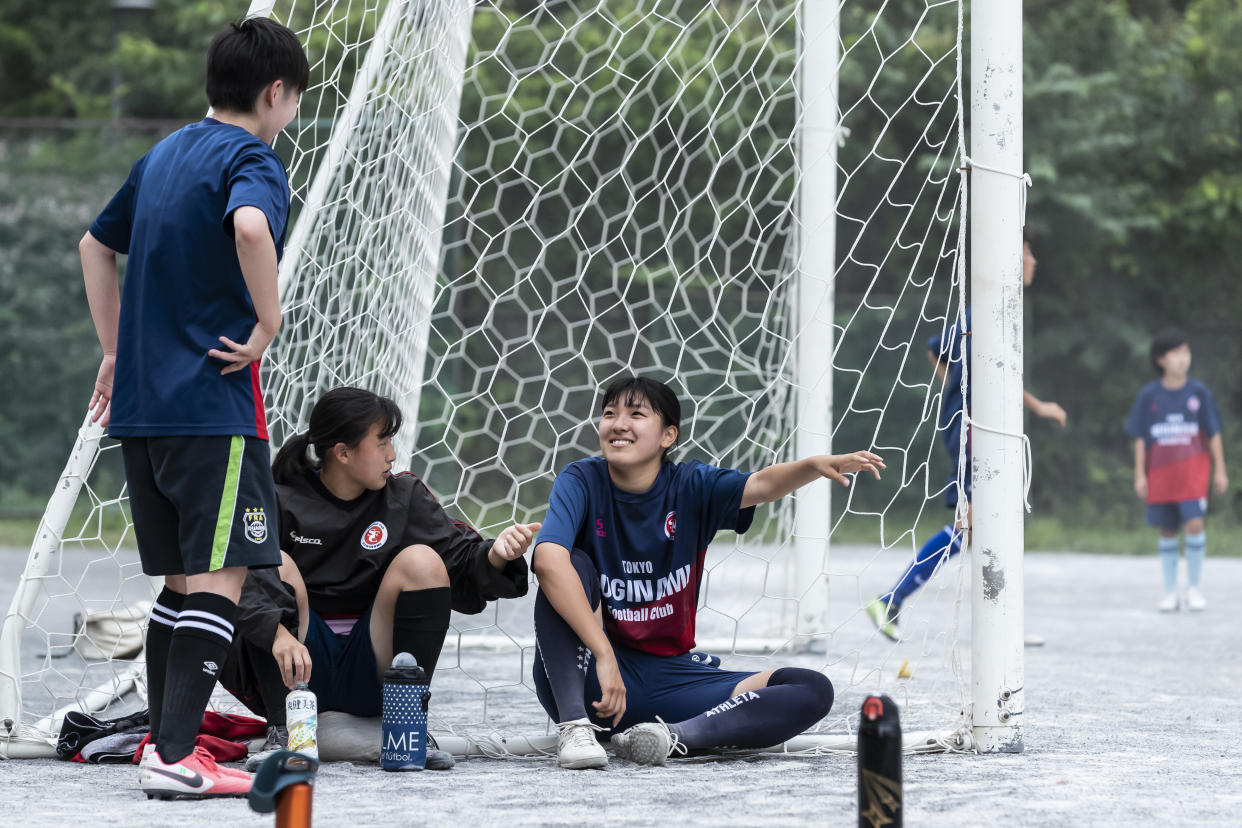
left=0, top=0, right=1025, bottom=759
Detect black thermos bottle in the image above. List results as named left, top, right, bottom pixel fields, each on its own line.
left=858, top=693, right=902, bottom=828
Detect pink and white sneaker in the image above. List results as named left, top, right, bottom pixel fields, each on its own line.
left=139, top=745, right=252, bottom=799
left=141, top=742, right=249, bottom=780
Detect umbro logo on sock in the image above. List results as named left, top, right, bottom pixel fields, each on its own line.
left=202, top=660, right=219, bottom=676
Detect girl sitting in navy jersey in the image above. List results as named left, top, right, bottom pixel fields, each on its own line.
left=532, top=376, right=884, bottom=768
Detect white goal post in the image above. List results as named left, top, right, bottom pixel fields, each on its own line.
left=1, top=0, right=1025, bottom=760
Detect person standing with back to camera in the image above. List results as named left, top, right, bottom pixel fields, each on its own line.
left=79, top=16, right=308, bottom=799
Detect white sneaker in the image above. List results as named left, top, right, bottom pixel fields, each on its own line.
left=555, top=718, right=607, bottom=769
left=1158, top=591, right=1179, bottom=612
left=610, top=719, right=685, bottom=766
left=1186, top=587, right=1206, bottom=612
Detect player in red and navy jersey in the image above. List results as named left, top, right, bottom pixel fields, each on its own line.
left=80, top=18, right=308, bottom=799
left=1126, top=328, right=1227, bottom=612
left=532, top=376, right=884, bottom=768
left=222, top=387, right=536, bottom=769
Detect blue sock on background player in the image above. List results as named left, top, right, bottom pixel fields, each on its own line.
left=1184, top=532, right=1205, bottom=587
left=1157, top=535, right=1179, bottom=592
left=880, top=526, right=962, bottom=610
left=667, top=668, right=832, bottom=750
left=533, top=549, right=601, bottom=723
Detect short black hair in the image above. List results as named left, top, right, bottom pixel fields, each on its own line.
left=1149, top=327, right=1188, bottom=375
left=206, top=17, right=309, bottom=113
left=600, top=375, right=682, bottom=461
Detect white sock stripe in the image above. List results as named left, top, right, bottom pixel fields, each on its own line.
left=172, top=619, right=235, bottom=642
left=178, top=609, right=235, bottom=635
left=151, top=602, right=180, bottom=622
left=148, top=612, right=178, bottom=628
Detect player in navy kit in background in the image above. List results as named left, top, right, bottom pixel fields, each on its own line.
left=532, top=376, right=885, bottom=768
left=1126, top=328, right=1227, bottom=612
left=80, top=18, right=308, bottom=798
left=864, top=239, right=1067, bottom=641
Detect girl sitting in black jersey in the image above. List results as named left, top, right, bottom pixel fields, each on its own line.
left=223, top=387, right=538, bottom=767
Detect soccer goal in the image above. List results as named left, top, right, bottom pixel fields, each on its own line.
left=0, top=0, right=1027, bottom=759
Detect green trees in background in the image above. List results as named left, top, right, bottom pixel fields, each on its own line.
left=1023, top=0, right=1242, bottom=525
left=1, top=0, right=1239, bottom=530
left=0, top=0, right=231, bottom=119
left=0, top=0, right=227, bottom=510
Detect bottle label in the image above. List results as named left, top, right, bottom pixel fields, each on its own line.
left=288, top=715, right=318, bottom=755
left=287, top=689, right=319, bottom=758
left=381, top=682, right=428, bottom=770
left=382, top=728, right=423, bottom=756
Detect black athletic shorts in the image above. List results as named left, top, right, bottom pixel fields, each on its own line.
left=121, top=435, right=281, bottom=576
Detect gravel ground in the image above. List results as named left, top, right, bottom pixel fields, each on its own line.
left=2, top=545, right=1239, bottom=826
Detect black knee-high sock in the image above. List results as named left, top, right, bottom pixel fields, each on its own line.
left=533, top=549, right=601, bottom=724
left=158, top=592, right=237, bottom=764
left=145, top=587, right=184, bottom=745
left=392, top=587, right=452, bottom=683
left=668, top=668, right=834, bottom=750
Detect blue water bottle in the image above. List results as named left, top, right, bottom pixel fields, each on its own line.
left=380, top=652, right=429, bottom=771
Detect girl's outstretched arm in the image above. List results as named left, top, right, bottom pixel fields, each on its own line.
left=740, top=451, right=884, bottom=508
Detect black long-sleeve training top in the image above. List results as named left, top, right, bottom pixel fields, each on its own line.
left=235, top=470, right=528, bottom=648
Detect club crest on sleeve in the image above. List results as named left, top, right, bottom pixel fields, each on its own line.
left=243, top=507, right=268, bottom=544
left=1187, top=395, right=1200, bottom=413
left=664, top=511, right=677, bottom=539
left=361, top=521, right=389, bottom=550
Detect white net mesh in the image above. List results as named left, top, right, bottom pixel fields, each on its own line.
left=1, top=0, right=970, bottom=756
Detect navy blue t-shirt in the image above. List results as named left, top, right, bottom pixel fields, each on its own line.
left=89, top=118, right=290, bottom=438
left=928, top=308, right=971, bottom=461
left=536, top=457, right=755, bottom=656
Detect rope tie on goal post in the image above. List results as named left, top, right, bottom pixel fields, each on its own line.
left=965, top=417, right=1034, bottom=514
left=958, top=156, right=1034, bottom=513
left=959, top=156, right=1032, bottom=227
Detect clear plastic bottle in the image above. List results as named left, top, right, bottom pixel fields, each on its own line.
left=286, top=681, right=319, bottom=759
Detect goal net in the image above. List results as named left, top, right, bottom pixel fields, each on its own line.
left=1, top=0, right=974, bottom=758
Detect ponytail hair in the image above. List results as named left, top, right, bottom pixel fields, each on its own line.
left=272, top=387, right=403, bottom=485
